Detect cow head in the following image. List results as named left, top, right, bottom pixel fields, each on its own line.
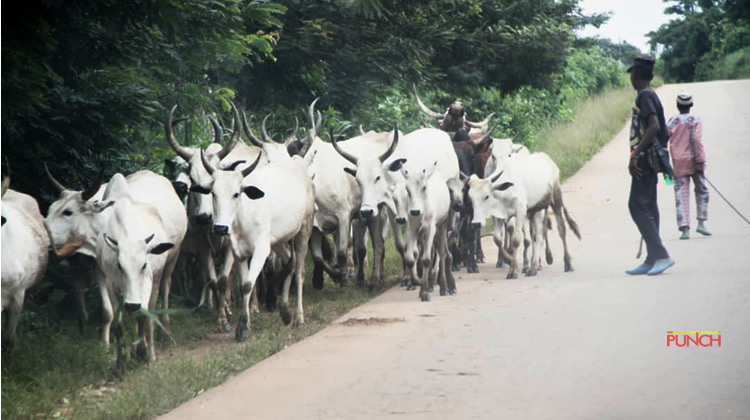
left=200, top=149, right=263, bottom=236
left=332, top=124, right=403, bottom=218
left=45, top=166, right=113, bottom=257
left=467, top=172, right=515, bottom=229
left=165, top=103, right=241, bottom=226
left=446, top=172, right=470, bottom=212
left=401, top=160, right=438, bottom=218
left=484, top=137, right=525, bottom=178
left=102, top=232, right=173, bottom=312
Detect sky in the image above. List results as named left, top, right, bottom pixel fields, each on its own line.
left=577, top=0, right=675, bottom=53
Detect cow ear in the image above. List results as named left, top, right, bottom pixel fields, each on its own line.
left=243, top=185, right=265, bottom=200
left=343, top=167, right=357, bottom=177
left=104, top=234, right=119, bottom=250
left=149, top=242, right=174, bottom=255
left=493, top=182, right=514, bottom=191
left=388, top=158, right=406, bottom=172
left=144, top=233, right=155, bottom=244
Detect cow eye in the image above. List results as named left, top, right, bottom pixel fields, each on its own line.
left=484, top=195, right=489, bottom=201
left=142, top=263, right=147, bottom=271
left=233, top=192, right=240, bottom=199
left=375, top=176, right=381, bottom=182
left=62, top=209, right=73, bottom=216
left=117, top=262, right=123, bottom=271
left=422, top=186, right=426, bottom=192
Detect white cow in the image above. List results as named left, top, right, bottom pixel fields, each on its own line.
left=95, top=173, right=184, bottom=362
left=200, top=139, right=315, bottom=342
left=165, top=103, right=264, bottom=328
left=468, top=152, right=581, bottom=278
left=45, top=169, right=187, bottom=343
left=2, top=184, right=50, bottom=349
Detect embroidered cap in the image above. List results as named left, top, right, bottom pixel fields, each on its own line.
left=677, top=91, right=693, bottom=107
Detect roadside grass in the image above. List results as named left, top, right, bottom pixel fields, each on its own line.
left=2, top=235, right=404, bottom=419
left=3, top=86, right=633, bottom=419
left=536, top=86, right=633, bottom=181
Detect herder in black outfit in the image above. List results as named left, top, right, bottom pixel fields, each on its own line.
left=625, top=56, right=675, bottom=276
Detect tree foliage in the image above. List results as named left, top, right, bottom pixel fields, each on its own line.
left=648, top=0, right=750, bottom=82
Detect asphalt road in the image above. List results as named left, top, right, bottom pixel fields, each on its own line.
left=161, top=80, right=750, bottom=420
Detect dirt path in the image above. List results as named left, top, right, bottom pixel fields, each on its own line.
left=160, top=80, right=750, bottom=420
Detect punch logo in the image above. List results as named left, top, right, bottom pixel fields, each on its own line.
left=667, top=331, right=721, bottom=347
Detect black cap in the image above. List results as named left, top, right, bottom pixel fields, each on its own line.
left=627, top=55, right=656, bottom=73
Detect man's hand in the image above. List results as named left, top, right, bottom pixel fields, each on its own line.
left=629, top=157, right=642, bottom=179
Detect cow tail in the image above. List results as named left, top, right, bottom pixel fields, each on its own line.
left=563, top=205, right=582, bottom=240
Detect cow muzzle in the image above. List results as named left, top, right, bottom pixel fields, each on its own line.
left=213, top=225, right=230, bottom=236
left=453, top=203, right=464, bottom=212
left=360, top=208, right=374, bottom=219
left=196, top=213, right=213, bottom=225
left=124, top=302, right=141, bottom=313
left=396, top=216, right=407, bottom=225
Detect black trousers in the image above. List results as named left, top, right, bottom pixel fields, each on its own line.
left=628, top=161, right=670, bottom=264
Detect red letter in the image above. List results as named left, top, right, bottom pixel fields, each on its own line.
left=711, top=335, right=721, bottom=347
left=667, top=335, right=676, bottom=346
left=699, top=335, right=711, bottom=346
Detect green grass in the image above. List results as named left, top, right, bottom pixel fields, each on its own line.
left=2, top=236, right=404, bottom=420
left=536, top=85, right=633, bottom=181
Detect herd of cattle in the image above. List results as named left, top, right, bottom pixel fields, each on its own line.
left=1, top=89, right=581, bottom=362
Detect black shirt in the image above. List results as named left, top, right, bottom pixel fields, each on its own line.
left=629, top=88, right=669, bottom=153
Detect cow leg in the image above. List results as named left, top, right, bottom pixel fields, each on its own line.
left=475, top=225, right=485, bottom=264
left=97, top=269, right=115, bottom=349
left=2, top=290, right=25, bottom=351
left=70, top=255, right=93, bottom=334
left=436, top=224, right=450, bottom=296
left=544, top=210, right=554, bottom=265
left=159, top=248, right=180, bottom=332
left=419, top=223, right=437, bottom=302
left=464, top=213, right=479, bottom=273
left=335, top=213, right=352, bottom=285
left=352, top=219, right=368, bottom=287
left=493, top=219, right=504, bottom=268
left=552, top=184, right=574, bottom=272
left=143, top=272, right=163, bottom=363
left=366, top=215, right=384, bottom=290
left=215, top=248, right=234, bottom=332
left=526, top=211, right=545, bottom=277
left=292, top=221, right=313, bottom=325
left=506, top=214, right=524, bottom=279
left=521, top=221, right=531, bottom=275
left=235, top=249, right=265, bottom=342
left=387, top=208, right=410, bottom=287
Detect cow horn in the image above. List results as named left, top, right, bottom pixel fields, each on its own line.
left=307, top=98, right=320, bottom=142
left=466, top=113, right=496, bottom=130
left=45, top=163, right=67, bottom=193
left=490, top=169, right=504, bottom=183
left=81, top=170, right=103, bottom=201
left=241, top=152, right=263, bottom=178
left=200, top=149, right=215, bottom=175
left=166, top=105, right=194, bottom=161
left=359, top=124, right=365, bottom=136
left=413, top=84, right=444, bottom=120
left=2, top=176, right=9, bottom=197
left=315, top=110, right=322, bottom=136
left=208, top=116, right=223, bottom=144
left=459, top=171, right=470, bottom=181
left=261, top=114, right=272, bottom=142
left=240, top=110, right=264, bottom=148
left=284, top=117, right=299, bottom=146
left=473, top=122, right=498, bottom=147
left=379, top=123, right=399, bottom=163
left=331, top=131, right=358, bottom=165
left=217, top=102, right=241, bottom=160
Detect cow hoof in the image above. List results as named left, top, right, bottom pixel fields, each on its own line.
left=468, top=266, right=479, bottom=274
left=400, top=278, right=409, bottom=287
left=476, top=257, right=485, bottom=264
left=428, top=285, right=434, bottom=293
left=496, top=261, right=504, bottom=268
left=279, top=303, right=293, bottom=325
left=546, top=253, right=554, bottom=266
left=235, top=325, right=250, bottom=342
left=565, top=265, right=574, bottom=273
left=452, top=264, right=461, bottom=272
left=368, top=284, right=378, bottom=293
left=449, top=288, right=457, bottom=295
left=506, top=272, right=518, bottom=280
left=420, top=293, right=431, bottom=302
left=440, top=287, right=447, bottom=296
left=525, top=269, right=538, bottom=277
left=521, top=266, right=528, bottom=275
left=222, top=322, right=232, bottom=333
